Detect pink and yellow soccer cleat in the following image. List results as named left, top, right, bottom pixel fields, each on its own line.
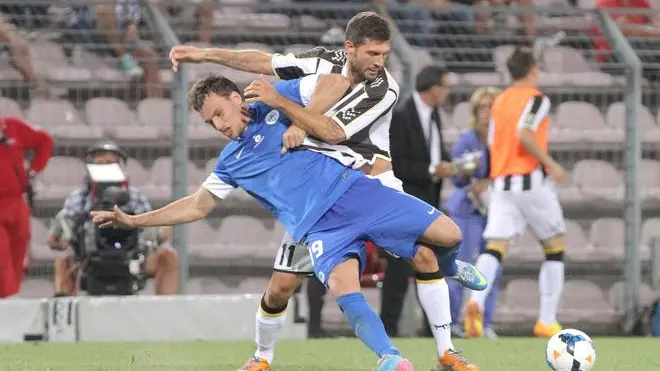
left=236, top=356, right=270, bottom=371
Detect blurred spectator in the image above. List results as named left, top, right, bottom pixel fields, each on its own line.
left=444, top=87, right=502, bottom=339
left=47, top=141, right=178, bottom=296
left=0, top=116, right=53, bottom=298
left=384, top=64, right=454, bottom=337
left=57, top=1, right=163, bottom=97
left=160, top=0, right=215, bottom=44
left=592, top=0, right=660, bottom=81
left=0, top=15, right=63, bottom=97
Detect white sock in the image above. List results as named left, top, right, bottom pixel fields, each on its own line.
left=417, top=278, right=454, bottom=355
left=469, top=253, right=500, bottom=309
left=254, top=306, right=287, bottom=364
left=538, top=261, right=565, bottom=324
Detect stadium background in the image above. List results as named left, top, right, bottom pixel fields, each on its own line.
left=4, top=0, right=660, bottom=338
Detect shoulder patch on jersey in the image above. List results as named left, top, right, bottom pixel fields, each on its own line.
left=364, top=71, right=390, bottom=98
left=265, top=110, right=280, bottom=125
left=297, top=46, right=346, bottom=65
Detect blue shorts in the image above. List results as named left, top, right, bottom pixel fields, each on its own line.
left=303, top=176, right=441, bottom=286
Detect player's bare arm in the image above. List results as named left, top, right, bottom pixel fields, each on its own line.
left=281, top=74, right=351, bottom=152
left=245, top=76, right=347, bottom=144
left=519, top=128, right=565, bottom=183
left=90, top=186, right=220, bottom=229
left=169, top=45, right=274, bottom=74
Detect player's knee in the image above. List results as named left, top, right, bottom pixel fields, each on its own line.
left=542, top=236, right=565, bottom=262
left=485, top=240, right=508, bottom=262
left=264, top=273, right=300, bottom=308
left=411, top=246, right=440, bottom=273
left=423, top=215, right=462, bottom=248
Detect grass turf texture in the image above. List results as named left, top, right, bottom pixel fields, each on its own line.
left=0, top=338, right=656, bottom=370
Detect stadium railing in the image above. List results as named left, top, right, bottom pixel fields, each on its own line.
left=5, top=0, right=657, bottom=335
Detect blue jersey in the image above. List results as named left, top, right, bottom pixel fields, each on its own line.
left=202, top=80, right=362, bottom=242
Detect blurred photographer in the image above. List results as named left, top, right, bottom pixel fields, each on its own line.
left=46, top=141, right=178, bottom=296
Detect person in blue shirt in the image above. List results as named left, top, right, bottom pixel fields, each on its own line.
left=444, top=87, right=502, bottom=339
left=91, top=73, right=487, bottom=371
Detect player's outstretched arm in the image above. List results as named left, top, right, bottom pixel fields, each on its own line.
left=169, top=45, right=274, bottom=75
left=90, top=186, right=220, bottom=229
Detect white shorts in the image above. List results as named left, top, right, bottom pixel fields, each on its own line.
left=483, top=176, right=565, bottom=242
left=272, top=170, right=403, bottom=275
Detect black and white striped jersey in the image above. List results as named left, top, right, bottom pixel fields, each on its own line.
left=271, top=47, right=400, bottom=168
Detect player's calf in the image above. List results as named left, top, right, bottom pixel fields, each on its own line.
left=249, top=271, right=304, bottom=368
left=418, top=216, right=487, bottom=291
left=328, top=259, right=411, bottom=366
left=535, top=236, right=565, bottom=337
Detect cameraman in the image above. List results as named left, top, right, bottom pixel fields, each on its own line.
left=46, top=141, right=179, bottom=296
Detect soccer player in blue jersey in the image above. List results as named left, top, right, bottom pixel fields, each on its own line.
left=91, top=74, right=487, bottom=371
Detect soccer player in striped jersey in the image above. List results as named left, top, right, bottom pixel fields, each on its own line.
left=170, top=12, right=482, bottom=371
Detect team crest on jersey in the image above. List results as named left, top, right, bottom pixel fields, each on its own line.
left=265, top=110, right=279, bottom=125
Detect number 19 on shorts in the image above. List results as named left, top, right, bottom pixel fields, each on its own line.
left=309, top=240, right=324, bottom=264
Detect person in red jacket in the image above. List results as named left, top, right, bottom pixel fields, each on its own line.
left=0, top=116, right=53, bottom=298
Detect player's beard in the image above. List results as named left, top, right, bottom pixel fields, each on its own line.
left=350, top=59, right=378, bottom=83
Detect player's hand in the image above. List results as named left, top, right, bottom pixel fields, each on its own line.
left=169, top=45, right=204, bottom=72
left=470, top=179, right=490, bottom=196
left=548, top=162, right=566, bottom=184
left=90, top=205, right=137, bottom=229
left=433, top=162, right=454, bottom=178
left=281, top=126, right=306, bottom=154
left=244, top=75, right=280, bottom=107
left=46, top=235, right=69, bottom=251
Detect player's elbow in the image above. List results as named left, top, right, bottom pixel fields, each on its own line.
left=321, top=123, right=347, bottom=144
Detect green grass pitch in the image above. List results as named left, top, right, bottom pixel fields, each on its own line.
left=0, top=337, right=657, bottom=370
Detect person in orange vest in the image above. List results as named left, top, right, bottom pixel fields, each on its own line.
left=463, top=47, right=567, bottom=339
left=0, top=116, right=53, bottom=298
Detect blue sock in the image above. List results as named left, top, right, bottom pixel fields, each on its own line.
left=432, top=242, right=460, bottom=277
left=336, top=292, right=400, bottom=358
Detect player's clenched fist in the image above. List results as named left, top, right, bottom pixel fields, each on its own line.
left=90, top=205, right=137, bottom=230
left=281, top=126, right=306, bottom=154
left=244, top=75, right=281, bottom=107
left=169, top=45, right=205, bottom=72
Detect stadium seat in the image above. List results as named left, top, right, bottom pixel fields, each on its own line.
left=0, top=97, right=24, bottom=118
left=555, top=101, right=622, bottom=145
left=142, top=157, right=203, bottom=202
left=563, top=220, right=595, bottom=261
left=503, top=278, right=539, bottom=318
left=217, top=216, right=274, bottom=258
left=541, top=46, right=594, bottom=73
left=492, top=45, right=515, bottom=80
left=34, top=156, right=86, bottom=202
left=560, top=280, right=616, bottom=323
left=640, top=160, right=660, bottom=206
left=556, top=171, right=583, bottom=208
left=137, top=99, right=174, bottom=138
left=299, top=15, right=328, bottom=31
left=188, top=220, right=224, bottom=259
left=640, top=217, right=660, bottom=259
left=607, top=102, right=660, bottom=144
left=16, top=279, right=53, bottom=299
left=27, top=98, right=103, bottom=141
left=588, top=218, right=625, bottom=259
left=125, top=158, right=151, bottom=188
left=509, top=228, right=544, bottom=261
left=572, top=160, right=624, bottom=205
left=461, top=72, right=502, bottom=87
left=72, top=48, right=130, bottom=83
left=85, top=98, right=160, bottom=141
left=29, top=40, right=92, bottom=83
left=606, top=281, right=656, bottom=313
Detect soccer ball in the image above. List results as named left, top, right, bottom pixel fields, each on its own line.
left=546, top=329, right=596, bottom=371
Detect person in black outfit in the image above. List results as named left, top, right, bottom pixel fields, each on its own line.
left=382, top=64, right=454, bottom=337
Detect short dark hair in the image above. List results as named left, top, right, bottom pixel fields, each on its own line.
left=416, top=64, right=447, bottom=92
left=507, top=47, right=537, bottom=81
left=345, top=11, right=390, bottom=46
left=187, top=73, right=241, bottom=112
